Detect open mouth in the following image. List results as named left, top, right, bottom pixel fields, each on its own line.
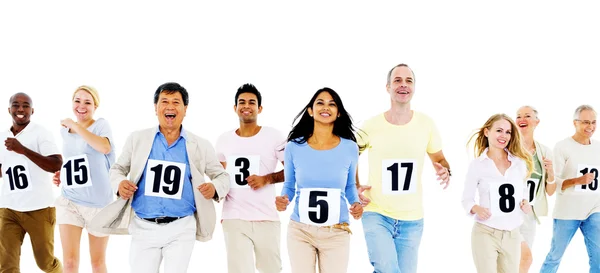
left=518, top=122, right=527, bottom=128
left=16, top=114, right=25, bottom=119
left=498, top=139, right=507, bottom=145
left=397, top=90, right=409, bottom=95
left=319, top=112, right=331, bottom=117
left=165, top=113, right=176, bottom=121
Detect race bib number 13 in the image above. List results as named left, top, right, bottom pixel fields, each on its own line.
left=381, top=159, right=417, bottom=195
left=576, top=164, right=599, bottom=193
left=298, top=188, right=341, bottom=226
left=144, top=159, right=186, bottom=199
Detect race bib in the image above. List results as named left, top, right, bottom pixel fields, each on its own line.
left=226, top=155, right=260, bottom=189
left=381, top=159, right=417, bottom=195
left=144, top=159, right=186, bottom=199
left=298, top=188, right=341, bottom=226
left=489, top=182, right=520, bottom=216
left=61, top=154, right=93, bottom=189
left=2, top=157, right=33, bottom=194
left=526, top=178, right=540, bottom=205
left=575, top=164, right=599, bottom=193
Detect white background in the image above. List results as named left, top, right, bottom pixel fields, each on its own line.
left=1, top=1, right=599, bottom=272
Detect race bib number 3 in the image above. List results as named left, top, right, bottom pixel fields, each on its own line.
left=298, top=188, right=341, bottom=226
left=489, top=182, right=519, bottom=216
left=381, top=159, right=417, bottom=195
left=144, top=159, right=186, bottom=199
left=2, top=157, right=32, bottom=194
left=526, top=178, right=540, bottom=205
left=61, top=155, right=93, bottom=189
left=226, top=155, right=260, bottom=189
left=576, top=164, right=599, bottom=193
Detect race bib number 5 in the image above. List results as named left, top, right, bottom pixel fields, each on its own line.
left=144, top=159, right=186, bottom=199
left=489, top=182, right=521, bottom=216
left=61, top=154, right=93, bottom=189
left=298, top=188, right=341, bottom=226
left=3, top=159, right=32, bottom=194
left=576, top=164, right=599, bottom=193
left=381, top=159, right=417, bottom=195
left=226, top=155, right=260, bottom=189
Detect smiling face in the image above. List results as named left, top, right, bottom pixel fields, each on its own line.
left=515, top=106, right=539, bottom=135
left=307, top=91, right=339, bottom=125
left=574, top=109, right=597, bottom=139
left=155, top=91, right=187, bottom=131
left=235, top=92, right=262, bottom=123
left=8, top=93, right=33, bottom=126
left=72, top=90, right=96, bottom=122
left=485, top=118, right=512, bottom=150
left=386, top=66, right=415, bottom=104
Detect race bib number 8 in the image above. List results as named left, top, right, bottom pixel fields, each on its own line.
left=2, top=158, right=32, bottom=194
left=576, top=164, right=599, bottom=193
left=226, top=155, right=260, bottom=189
left=381, top=159, right=417, bottom=195
left=490, top=182, right=517, bottom=216
left=526, top=178, right=540, bottom=205
left=298, top=188, right=341, bottom=226
left=144, top=159, right=186, bottom=199
left=61, top=154, right=93, bottom=189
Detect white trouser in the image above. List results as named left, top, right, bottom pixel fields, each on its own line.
left=128, top=215, right=197, bottom=273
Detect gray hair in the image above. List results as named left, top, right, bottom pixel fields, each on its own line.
left=573, top=105, right=596, bottom=120
left=518, top=105, right=539, bottom=120
left=386, top=63, right=415, bottom=85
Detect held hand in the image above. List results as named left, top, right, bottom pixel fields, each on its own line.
left=520, top=200, right=532, bottom=214
left=275, top=195, right=290, bottom=211
left=349, top=202, right=363, bottom=219
left=357, top=185, right=371, bottom=207
left=473, top=205, right=491, bottom=221
left=433, top=162, right=450, bottom=189
left=198, top=183, right=216, bottom=199
left=118, top=180, right=138, bottom=200
left=5, top=137, right=26, bottom=154
left=246, top=175, right=268, bottom=190
left=542, top=156, right=554, bottom=179
left=576, top=173, right=595, bottom=185
left=60, top=118, right=77, bottom=131
left=53, top=171, right=61, bottom=187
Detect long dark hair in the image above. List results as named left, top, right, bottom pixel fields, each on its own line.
left=286, top=87, right=365, bottom=150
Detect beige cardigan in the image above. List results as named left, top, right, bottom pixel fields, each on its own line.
left=90, top=127, right=230, bottom=242
left=532, top=140, right=553, bottom=223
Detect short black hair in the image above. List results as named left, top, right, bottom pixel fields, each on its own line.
left=154, top=82, right=189, bottom=106
left=234, top=83, right=262, bottom=106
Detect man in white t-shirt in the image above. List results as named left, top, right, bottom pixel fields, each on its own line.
left=540, top=105, right=600, bottom=273
left=215, top=83, right=286, bottom=273
left=0, top=93, right=63, bottom=273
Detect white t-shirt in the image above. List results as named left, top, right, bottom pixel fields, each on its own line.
left=462, top=148, right=528, bottom=231
left=0, top=123, right=60, bottom=212
left=552, top=137, right=600, bottom=220
left=215, top=126, right=286, bottom=221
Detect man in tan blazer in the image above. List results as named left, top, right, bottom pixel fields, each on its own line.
left=90, top=82, right=230, bottom=273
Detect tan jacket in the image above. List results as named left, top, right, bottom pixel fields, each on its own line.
left=89, top=127, right=230, bottom=242
left=532, top=140, right=553, bottom=223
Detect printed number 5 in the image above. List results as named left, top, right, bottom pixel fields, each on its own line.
left=308, top=191, right=329, bottom=224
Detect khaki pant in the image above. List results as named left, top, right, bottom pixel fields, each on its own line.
left=287, top=220, right=350, bottom=273
left=222, top=219, right=281, bottom=273
left=0, top=207, right=63, bottom=273
left=471, top=222, right=521, bottom=273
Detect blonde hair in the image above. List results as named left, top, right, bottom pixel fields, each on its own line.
left=73, top=85, right=100, bottom=108
left=468, top=113, right=534, bottom=178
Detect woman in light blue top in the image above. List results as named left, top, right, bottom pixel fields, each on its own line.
left=52, top=85, right=115, bottom=273
left=275, top=87, right=363, bottom=273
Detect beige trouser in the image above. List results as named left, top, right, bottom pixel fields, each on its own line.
left=287, top=220, right=351, bottom=273
left=222, top=219, right=282, bottom=273
left=471, top=222, right=522, bottom=273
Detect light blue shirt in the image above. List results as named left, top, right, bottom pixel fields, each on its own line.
left=131, top=126, right=196, bottom=218
left=281, top=137, right=359, bottom=225
left=61, top=118, right=116, bottom=208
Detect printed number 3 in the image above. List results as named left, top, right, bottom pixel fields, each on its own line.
left=235, top=158, right=250, bottom=186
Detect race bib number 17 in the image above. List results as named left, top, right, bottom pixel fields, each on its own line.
left=381, top=159, right=417, bottom=195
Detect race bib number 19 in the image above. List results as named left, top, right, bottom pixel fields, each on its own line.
left=226, top=155, right=260, bottom=189
left=61, top=154, right=93, bottom=189
left=3, top=159, right=32, bottom=194
left=298, top=188, right=341, bottom=226
left=144, top=159, right=186, bottom=199
left=381, top=159, right=417, bottom=195
left=576, top=164, right=599, bottom=193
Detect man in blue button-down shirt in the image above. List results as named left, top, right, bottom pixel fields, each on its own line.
left=92, top=82, right=230, bottom=273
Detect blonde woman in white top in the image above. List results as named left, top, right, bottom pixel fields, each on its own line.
left=462, top=113, right=534, bottom=273
left=515, top=106, right=556, bottom=273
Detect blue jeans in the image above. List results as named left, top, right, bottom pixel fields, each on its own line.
left=361, top=211, right=424, bottom=273
left=540, top=212, right=600, bottom=273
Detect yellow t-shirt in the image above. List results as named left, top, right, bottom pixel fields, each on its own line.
left=357, top=111, right=442, bottom=220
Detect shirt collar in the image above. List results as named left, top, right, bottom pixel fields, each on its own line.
left=155, top=125, right=187, bottom=140
left=477, top=147, right=516, bottom=162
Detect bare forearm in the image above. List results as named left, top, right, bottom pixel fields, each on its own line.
left=22, top=149, right=62, bottom=172
left=73, top=125, right=111, bottom=154
left=561, top=177, right=581, bottom=191
left=266, top=170, right=284, bottom=184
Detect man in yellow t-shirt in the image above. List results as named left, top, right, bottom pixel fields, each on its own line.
left=356, top=64, right=451, bottom=273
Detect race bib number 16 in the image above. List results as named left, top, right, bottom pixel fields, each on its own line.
left=3, top=159, right=32, bottom=194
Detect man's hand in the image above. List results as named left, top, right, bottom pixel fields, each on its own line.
left=53, top=171, right=61, bottom=187
left=198, top=183, right=216, bottom=199
left=5, top=138, right=26, bottom=155
left=434, top=162, right=450, bottom=189
left=247, top=175, right=268, bottom=190
left=118, top=180, right=138, bottom=199
left=275, top=195, right=290, bottom=211
left=357, top=184, right=371, bottom=206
